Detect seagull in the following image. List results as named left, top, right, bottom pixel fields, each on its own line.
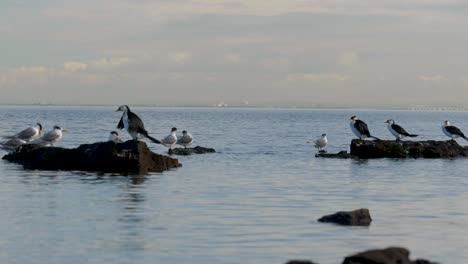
left=442, top=120, right=468, bottom=141
left=115, top=105, right=161, bottom=144
left=32, top=125, right=67, bottom=146
left=108, top=131, right=122, bottom=143
left=350, top=116, right=380, bottom=140
left=385, top=119, right=418, bottom=141
left=307, top=133, right=328, bottom=152
left=3, top=123, right=42, bottom=142
left=177, top=130, right=193, bottom=148
left=0, top=138, right=27, bottom=152
left=161, top=127, right=177, bottom=149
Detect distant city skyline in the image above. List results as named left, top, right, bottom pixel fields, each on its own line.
left=2, top=0, right=468, bottom=107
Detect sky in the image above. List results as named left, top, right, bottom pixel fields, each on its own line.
left=1, top=0, right=468, bottom=107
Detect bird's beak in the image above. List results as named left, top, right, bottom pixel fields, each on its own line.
left=62, top=129, right=68, bottom=132
left=116, top=137, right=122, bottom=142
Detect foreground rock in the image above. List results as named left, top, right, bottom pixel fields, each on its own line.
left=350, top=139, right=468, bottom=159
left=168, top=146, right=216, bottom=155
left=2, top=140, right=181, bottom=174
left=318, top=208, right=372, bottom=226
left=315, top=150, right=356, bottom=159
left=286, top=247, right=437, bottom=264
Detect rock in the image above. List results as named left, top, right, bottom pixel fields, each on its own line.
left=315, top=150, right=356, bottom=159
left=318, top=208, right=372, bottom=226
left=168, top=146, right=216, bottom=155
left=2, top=140, right=181, bottom=174
left=350, top=139, right=468, bottom=159
left=342, top=247, right=438, bottom=264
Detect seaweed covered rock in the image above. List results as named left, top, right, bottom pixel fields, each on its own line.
left=318, top=208, right=372, bottom=226
left=350, top=139, right=468, bottom=159
left=315, top=150, right=356, bottom=159
left=2, top=140, right=181, bottom=174
left=168, top=146, right=216, bottom=156
left=343, top=247, right=438, bottom=264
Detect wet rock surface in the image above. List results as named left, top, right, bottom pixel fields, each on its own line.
left=343, top=247, right=439, bottom=264
left=315, top=150, right=356, bottom=159
left=318, top=208, right=372, bottom=226
left=2, top=140, right=181, bottom=174
left=168, top=146, right=216, bottom=155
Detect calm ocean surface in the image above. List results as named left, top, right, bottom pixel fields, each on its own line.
left=1, top=106, right=468, bottom=264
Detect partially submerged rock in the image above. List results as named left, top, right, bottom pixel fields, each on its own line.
left=315, top=150, right=356, bottom=159
left=168, top=146, right=216, bottom=155
left=2, top=140, right=181, bottom=174
left=350, top=139, right=468, bottom=159
left=343, top=247, right=438, bottom=264
left=318, top=208, right=372, bottom=226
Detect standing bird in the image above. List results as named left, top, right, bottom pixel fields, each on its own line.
left=442, top=120, right=468, bottom=141
left=350, top=116, right=380, bottom=140
left=0, top=138, right=27, bottom=152
left=108, top=131, right=122, bottom=143
left=3, top=123, right=42, bottom=142
left=307, top=133, right=328, bottom=153
left=177, top=130, right=193, bottom=148
left=115, top=105, right=161, bottom=144
left=161, top=127, right=177, bottom=149
left=33, top=125, right=67, bottom=146
left=385, top=119, right=418, bottom=141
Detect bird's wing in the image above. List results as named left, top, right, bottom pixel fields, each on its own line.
left=128, top=112, right=145, bottom=132
left=162, top=135, right=177, bottom=145
left=41, top=131, right=60, bottom=143
left=117, top=115, right=124, bottom=129
left=16, top=127, right=38, bottom=139
left=177, top=135, right=193, bottom=144
left=355, top=120, right=370, bottom=136
left=392, top=124, right=409, bottom=136
left=446, top=126, right=466, bottom=137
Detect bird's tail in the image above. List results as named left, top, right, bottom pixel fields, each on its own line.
left=407, top=134, right=418, bottom=137
left=370, top=135, right=381, bottom=141
left=464, top=136, right=468, bottom=142
left=144, top=134, right=161, bottom=144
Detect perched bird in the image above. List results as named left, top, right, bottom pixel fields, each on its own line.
left=442, top=120, right=468, bottom=141
left=3, top=123, right=42, bottom=142
left=0, top=138, right=27, bottom=152
left=307, top=133, right=328, bottom=153
left=33, top=125, right=67, bottom=146
left=115, top=105, right=161, bottom=144
left=350, top=116, right=380, bottom=140
left=177, top=130, right=193, bottom=148
left=108, top=131, right=122, bottom=143
left=385, top=119, right=418, bottom=141
left=161, top=127, right=177, bottom=149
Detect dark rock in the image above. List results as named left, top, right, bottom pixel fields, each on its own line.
left=285, top=261, right=319, bottom=264
left=315, top=150, right=356, bottom=159
left=169, top=146, right=216, bottom=155
left=318, top=208, right=372, bottom=226
left=350, top=139, right=468, bottom=159
left=342, top=247, right=438, bottom=264
left=2, top=140, right=181, bottom=174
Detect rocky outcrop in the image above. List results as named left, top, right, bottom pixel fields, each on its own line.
left=318, top=208, right=372, bottom=226
left=2, top=140, right=181, bottom=174
left=343, top=247, right=438, bottom=264
left=315, top=150, right=356, bottom=159
left=350, top=139, right=468, bottom=159
left=168, top=146, right=216, bottom=155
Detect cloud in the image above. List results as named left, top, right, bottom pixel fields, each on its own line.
left=226, top=53, right=241, bottom=63
left=287, top=73, right=350, bottom=82
left=418, top=74, right=447, bottom=82
left=168, top=52, right=192, bottom=64
left=339, top=51, right=360, bottom=68
left=90, top=57, right=133, bottom=70
left=64, top=61, right=88, bottom=72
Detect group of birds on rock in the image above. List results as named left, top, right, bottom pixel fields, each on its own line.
left=0, top=105, right=193, bottom=153
left=308, top=115, right=468, bottom=153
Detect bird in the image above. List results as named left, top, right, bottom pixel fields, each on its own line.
left=350, top=116, right=380, bottom=140
left=32, top=125, right=67, bottom=146
left=108, top=131, right=122, bottom=143
left=3, top=123, right=42, bottom=142
left=307, top=133, right=328, bottom=153
left=177, top=130, right=193, bottom=148
left=385, top=119, right=418, bottom=141
left=161, top=127, right=177, bottom=149
left=115, top=105, right=161, bottom=144
left=442, top=120, right=468, bottom=141
left=0, top=138, right=27, bottom=152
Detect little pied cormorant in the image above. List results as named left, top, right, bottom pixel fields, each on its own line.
left=115, top=105, right=161, bottom=144
left=385, top=119, right=418, bottom=141
left=350, top=116, right=380, bottom=140
left=442, top=120, right=468, bottom=141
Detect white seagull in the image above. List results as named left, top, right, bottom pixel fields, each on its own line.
left=177, top=130, right=193, bottom=148
left=442, top=120, right=468, bottom=141
left=108, top=131, right=122, bottom=143
left=3, top=123, right=42, bottom=142
left=33, top=125, right=67, bottom=146
left=307, top=133, right=328, bottom=152
left=385, top=119, right=418, bottom=141
left=115, top=105, right=161, bottom=144
left=161, top=127, right=177, bottom=149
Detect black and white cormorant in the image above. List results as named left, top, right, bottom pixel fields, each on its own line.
left=4, top=123, right=42, bottom=142
left=442, top=120, right=468, bottom=141
left=350, top=116, right=380, bottom=140
left=385, top=119, right=418, bottom=141
left=115, top=105, right=161, bottom=144
left=177, top=130, right=193, bottom=148
left=161, top=127, right=177, bottom=149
